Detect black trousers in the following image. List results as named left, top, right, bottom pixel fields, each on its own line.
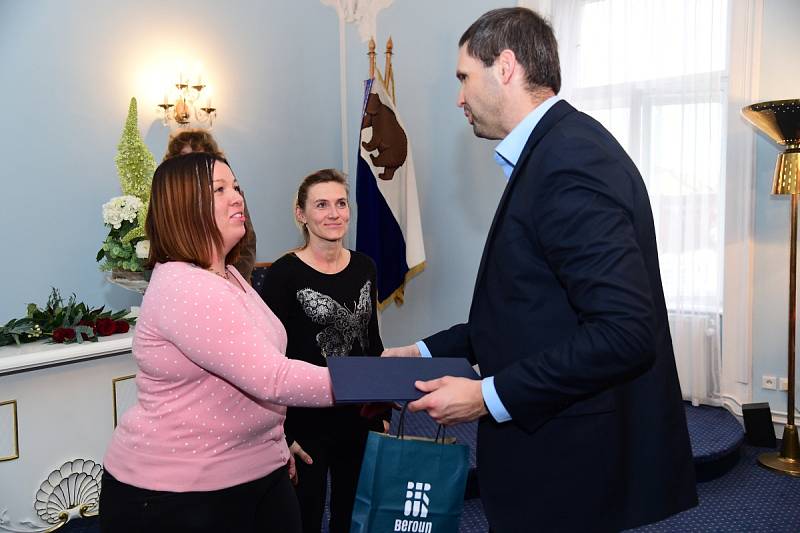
left=293, top=430, right=370, bottom=533
left=99, top=465, right=301, bottom=533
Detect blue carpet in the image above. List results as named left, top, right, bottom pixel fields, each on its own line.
left=629, top=443, right=800, bottom=533
left=685, top=403, right=745, bottom=464
left=685, top=403, right=746, bottom=481
left=450, top=443, right=800, bottom=533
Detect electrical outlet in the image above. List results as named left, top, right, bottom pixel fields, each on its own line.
left=762, top=375, right=777, bottom=390
left=779, top=377, right=789, bottom=391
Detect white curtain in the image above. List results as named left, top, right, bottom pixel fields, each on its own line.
left=545, top=0, right=734, bottom=405
left=720, top=0, right=761, bottom=414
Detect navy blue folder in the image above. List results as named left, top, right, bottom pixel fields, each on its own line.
left=326, top=357, right=479, bottom=403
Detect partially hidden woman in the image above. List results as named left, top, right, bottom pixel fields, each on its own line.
left=258, top=169, right=389, bottom=533
left=100, top=153, right=333, bottom=533
left=163, top=128, right=258, bottom=283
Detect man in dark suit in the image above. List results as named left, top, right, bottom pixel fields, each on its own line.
left=383, top=7, right=697, bottom=532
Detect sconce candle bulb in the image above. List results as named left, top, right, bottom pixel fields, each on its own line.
left=158, top=67, right=217, bottom=128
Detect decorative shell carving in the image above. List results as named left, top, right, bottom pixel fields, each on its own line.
left=34, top=459, right=103, bottom=524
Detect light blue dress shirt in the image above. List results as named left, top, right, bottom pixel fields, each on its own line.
left=417, top=95, right=562, bottom=423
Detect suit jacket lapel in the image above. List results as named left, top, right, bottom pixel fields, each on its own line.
left=469, top=101, right=578, bottom=307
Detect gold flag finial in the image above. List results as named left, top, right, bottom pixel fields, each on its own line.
left=368, top=37, right=376, bottom=79
left=384, top=37, right=395, bottom=103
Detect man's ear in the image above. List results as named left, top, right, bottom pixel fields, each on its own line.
left=496, top=49, right=517, bottom=85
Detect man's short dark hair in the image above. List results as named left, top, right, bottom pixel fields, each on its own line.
left=459, top=7, right=561, bottom=94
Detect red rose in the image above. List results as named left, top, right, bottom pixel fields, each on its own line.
left=114, top=320, right=130, bottom=334
left=52, top=327, right=76, bottom=343
left=96, top=318, right=116, bottom=336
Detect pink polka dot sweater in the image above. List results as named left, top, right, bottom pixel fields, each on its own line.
left=103, top=261, right=333, bottom=492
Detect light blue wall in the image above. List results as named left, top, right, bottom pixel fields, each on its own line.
left=0, top=0, right=342, bottom=319
left=750, top=0, right=800, bottom=411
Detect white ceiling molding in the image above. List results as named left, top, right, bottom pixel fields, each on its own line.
left=321, top=0, right=394, bottom=42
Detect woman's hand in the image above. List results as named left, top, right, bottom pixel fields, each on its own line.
left=291, top=441, right=313, bottom=465
left=287, top=441, right=313, bottom=485
left=287, top=452, right=298, bottom=485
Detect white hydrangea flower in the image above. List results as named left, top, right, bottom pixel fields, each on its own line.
left=102, top=195, right=143, bottom=229
left=135, top=239, right=150, bottom=259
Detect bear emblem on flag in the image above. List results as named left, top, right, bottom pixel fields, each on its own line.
left=357, top=77, right=426, bottom=308
left=361, top=92, right=408, bottom=181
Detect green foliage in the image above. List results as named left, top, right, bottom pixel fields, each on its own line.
left=97, top=217, right=146, bottom=272
left=115, top=97, right=156, bottom=202
left=0, top=288, right=136, bottom=347
left=121, top=200, right=148, bottom=244
left=0, top=318, right=39, bottom=347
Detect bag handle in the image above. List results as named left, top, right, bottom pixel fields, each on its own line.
left=397, top=402, right=409, bottom=439
left=396, top=402, right=448, bottom=444
left=434, top=424, right=447, bottom=444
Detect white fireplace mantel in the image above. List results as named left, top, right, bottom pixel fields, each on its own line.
left=0, top=331, right=133, bottom=375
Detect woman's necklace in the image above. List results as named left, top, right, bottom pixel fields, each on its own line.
left=209, top=267, right=229, bottom=280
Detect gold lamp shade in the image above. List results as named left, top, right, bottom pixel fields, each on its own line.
left=742, top=99, right=800, bottom=476
left=742, top=99, right=800, bottom=195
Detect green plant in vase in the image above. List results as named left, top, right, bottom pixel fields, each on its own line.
left=97, top=97, right=156, bottom=285
left=97, top=195, right=147, bottom=271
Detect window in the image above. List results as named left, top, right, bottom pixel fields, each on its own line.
left=559, top=0, right=729, bottom=313
left=550, top=0, right=734, bottom=404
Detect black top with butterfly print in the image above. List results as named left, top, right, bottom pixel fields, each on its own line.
left=258, top=251, right=386, bottom=443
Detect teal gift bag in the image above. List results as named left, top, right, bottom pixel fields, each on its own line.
left=350, top=407, right=469, bottom=533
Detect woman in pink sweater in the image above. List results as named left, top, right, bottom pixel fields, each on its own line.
left=100, top=152, right=333, bottom=533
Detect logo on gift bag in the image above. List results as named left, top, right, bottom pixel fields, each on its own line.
left=405, top=481, right=430, bottom=517
left=394, top=481, right=433, bottom=532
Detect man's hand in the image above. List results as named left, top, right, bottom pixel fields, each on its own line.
left=382, top=344, right=421, bottom=357
left=408, top=376, right=488, bottom=425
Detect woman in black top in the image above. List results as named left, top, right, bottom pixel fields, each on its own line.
left=259, top=168, right=389, bottom=533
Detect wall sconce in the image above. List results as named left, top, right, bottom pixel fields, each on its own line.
left=157, top=72, right=217, bottom=128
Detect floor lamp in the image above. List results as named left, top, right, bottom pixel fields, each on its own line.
left=742, top=99, right=800, bottom=476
